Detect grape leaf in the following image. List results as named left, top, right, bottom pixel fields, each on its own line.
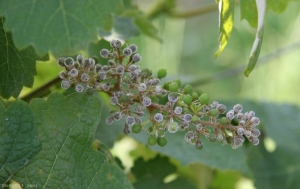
left=240, top=0, right=258, bottom=28
left=12, top=92, right=133, bottom=189
left=0, top=0, right=124, bottom=56
left=0, top=17, right=48, bottom=99
left=244, top=0, right=266, bottom=77
left=247, top=103, right=300, bottom=189
left=132, top=131, right=250, bottom=174
left=267, top=0, right=300, bottom=13
left=132, top=156, right=196, bottom=189
left=0, top=100, right=41, bottom=185
left=215, top=0, right=235, bottom=57
left=99, top=16, right=140, bottom=41
left=123, top=10, right=161, bottom=42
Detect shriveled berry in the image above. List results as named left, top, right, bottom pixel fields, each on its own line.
left=100, top=49, right=110, bottom=58
left=129, top=44, right=138, bottom=53
left=217, top=104, right=226, bottom=114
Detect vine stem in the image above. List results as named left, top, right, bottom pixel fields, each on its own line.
left=19, top=76, right=61, bottom=102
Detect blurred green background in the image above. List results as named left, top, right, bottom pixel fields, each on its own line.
left=16, top=0, right=300, bottom=188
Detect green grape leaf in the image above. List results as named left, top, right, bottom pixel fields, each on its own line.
left=132, top=131, right=250, bottom=174
left=12, top=92, right=133, bottom=189
left=0, top=100, right=41, bottom=185
left=267, top=0, right=300, bottom=13
left=99, top=16, right=140, bottom=41
left=123, top=10, right=162, bottom=42
left=215, top=0, right=235, bottom=57
left=132, top=156, right=196, bottom=189
left=0, top=17, right=48, bottom=99
left=240, top=0, right=258, bottom=28
left=244, top=0, right=265, bottom=77
left=247, top=103, right=300, bottom=189
left=0, top=0, right=124, bottom=56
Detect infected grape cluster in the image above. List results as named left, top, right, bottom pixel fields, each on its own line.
left=57, top=39, right=261, bottom=150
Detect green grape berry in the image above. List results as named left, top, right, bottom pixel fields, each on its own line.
left=169, top=82, right=179, bottom=92
left=184, top=84, right=193, bottom=94
left=156, top=129, right=165, bottom=137
left=195, top=140, right=203, bottom=150
left=163, top=82, right=170, bottom=90
left=174, top=79, right=181, bottom=87
left=157, top=137, right=167, bottom=147
left=192, top=115, right=198, bottom=122
left=209, top=109, right=218, bottom=117
left=132, top=124, right=142, bottom=134
left=220, top=117, right=228, bottom=125
left=192, top=92, right=199, bottom=100
left=209, top=134, right=217, bottom=142
left=182, top=94, right=192, bottom=105
left=157, top=69, right=167, bottom=79
left=199, top=93, right=209, bottom=105
left=148, top=135, right=157, bottom=146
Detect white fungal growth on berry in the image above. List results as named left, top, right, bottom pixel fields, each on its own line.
left=61, top=80, right=70, bottom=89
left=233, top=104, right=243, bottom=113
left=142, top=97, right=151, bottom=107
left=168, top=121, right=179, bottom=133
left=69, top=68, right=78, bottom=77
left=132, top=54, right=141, bottom=63
left=174, top=107, right=182, bottom=115
left=100, top=49, right=110, bottom=58
left=138, top=83, right=147, bottom=92
left=154, top=113, right=163, bottom=122
left=56, top=39, right=262, bottom=151
left=81, top=73, right=89, bottom=82
left=126, top=116, right=135, bottom=126
left=226, top=110, right=235, bottom=120
left=183, top=114, right=193, bottom=122
left=75, top=84, right=84, bottom=92
left=123, top=48, right=132, bottom=57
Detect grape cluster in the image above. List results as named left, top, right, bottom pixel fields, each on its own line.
left=57, top=39, right=261, bottom=150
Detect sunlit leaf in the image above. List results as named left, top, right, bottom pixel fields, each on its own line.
left=215, top=0, right=235, bottom=57
left=12, top=93, right=133, bottom=189
left=0, top=100, right=41, bottom=185
left=0, top=0, right=124, bottom=56
left=244, top=0, right=266, bottom=77
left=267, top=0, right=300, bottom=13
left=240, top=0, right=257, bottom=28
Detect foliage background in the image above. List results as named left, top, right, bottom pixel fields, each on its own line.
left=1, top=0, right=300, bottom=188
